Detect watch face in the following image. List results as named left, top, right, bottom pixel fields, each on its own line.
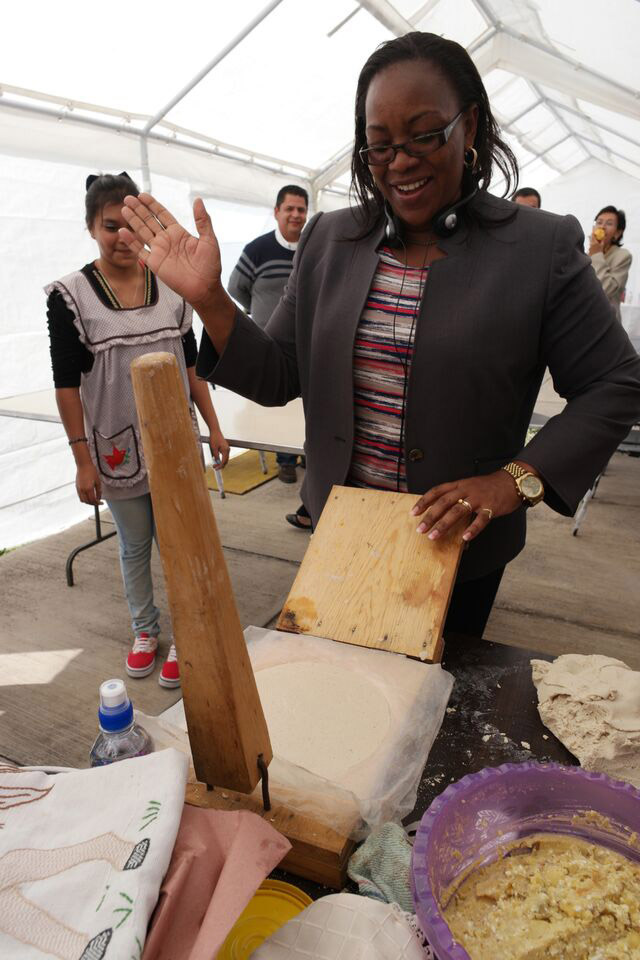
left=521, top=475, right=543, bottom=500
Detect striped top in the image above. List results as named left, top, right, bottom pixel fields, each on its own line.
left=347, top=248, right=429, bottom=492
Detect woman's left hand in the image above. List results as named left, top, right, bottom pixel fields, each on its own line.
left=411, top=470, right=523, bottom=543
left=208, top=430, right=230, bottom=469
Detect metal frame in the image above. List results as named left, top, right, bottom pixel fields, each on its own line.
left=64, top=435, right=227, bottom=587
left=1, top=1, right=637, bottom=199
left=350, top=0, right=639, bottom=196
left=0, top=405, right=302, bottom=586
left=62, top=437, right=299, bottom=586
left=138, top=0, right=286, bottom=191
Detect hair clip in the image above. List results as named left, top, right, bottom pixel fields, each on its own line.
left=86, top=171, right=132, bottom=191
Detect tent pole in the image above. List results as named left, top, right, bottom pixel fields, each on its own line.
left=143, top=0, right=284, bottom=136
left=140, top=136, right=151, bottom=193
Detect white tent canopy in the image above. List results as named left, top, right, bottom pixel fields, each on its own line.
left=2, top=0, right=639, bottom=197
left=1, top=0, right=639, bottom=548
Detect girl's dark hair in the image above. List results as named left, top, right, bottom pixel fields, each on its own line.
left=595, top=205, right=626, bottom=245
left=351, top=32, right=519, bottom=229
left=85, top=173, right=139, bottom=228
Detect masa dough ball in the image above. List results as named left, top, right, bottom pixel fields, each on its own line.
left=531, top=654, right=640, bottom=787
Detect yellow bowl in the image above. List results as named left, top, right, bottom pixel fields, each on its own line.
left=218, top=879, right=312, bottom=959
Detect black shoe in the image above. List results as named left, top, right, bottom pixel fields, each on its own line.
left=286, top=505, right=312, bottom=530
left=278, top=463, right=297, bottom=483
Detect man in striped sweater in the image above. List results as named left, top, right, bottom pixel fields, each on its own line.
left=228, top=185, right=308, bottom=483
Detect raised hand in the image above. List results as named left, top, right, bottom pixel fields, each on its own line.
left=119, top=194, right=222, bottom=306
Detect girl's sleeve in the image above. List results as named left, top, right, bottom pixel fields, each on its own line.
left=47, top=290, right=93, bottom=387
left=181, top=327, right=198, bottom=367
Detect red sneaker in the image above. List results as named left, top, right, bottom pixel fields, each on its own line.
left=126, top=633, right=158, bottom=678
left=159, top=643, right=180, bottom=688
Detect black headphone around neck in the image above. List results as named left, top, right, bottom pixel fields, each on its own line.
left=384, top=175, right=478, bottom=248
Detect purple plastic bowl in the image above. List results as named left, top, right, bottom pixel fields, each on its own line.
left=411, top=762, right=640, bottom=960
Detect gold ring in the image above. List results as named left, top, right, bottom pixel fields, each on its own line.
left=481, top=507, right=493, bottom=520
left=457, top=498, right=473, bottom=513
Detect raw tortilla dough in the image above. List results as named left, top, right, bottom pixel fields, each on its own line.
left=255, top=662, right=391, bottom=781
left=531, top=654, right=640, bottom=787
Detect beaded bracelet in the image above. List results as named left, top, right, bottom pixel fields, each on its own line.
left=68, top=436, right=88, bottom=445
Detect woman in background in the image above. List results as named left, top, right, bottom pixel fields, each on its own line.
left=46, top=173, right=229, bottom=687
left=589, top=205, right=632, bottom=321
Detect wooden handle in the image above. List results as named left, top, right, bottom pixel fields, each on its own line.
left=131, top=352, right=272, bottom=792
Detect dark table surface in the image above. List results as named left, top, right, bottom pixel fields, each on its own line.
left=408, top=635, right=575, bottom=825
left=274, top=636, right=574, bottom=899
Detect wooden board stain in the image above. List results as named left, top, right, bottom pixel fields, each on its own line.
left=402, top=565, right=445, bottom=607
left=278, top=596, right=318, bottom=634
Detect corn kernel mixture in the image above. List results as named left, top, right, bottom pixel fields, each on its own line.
left=444, top=834, right=640, bottom=959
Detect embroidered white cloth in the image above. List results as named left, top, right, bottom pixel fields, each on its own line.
left=0, top=749, right=188, bottom=960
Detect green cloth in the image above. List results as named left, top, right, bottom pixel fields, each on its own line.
left=347, top=822, right=414, bottom=913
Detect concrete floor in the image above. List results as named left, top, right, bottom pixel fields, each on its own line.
left=486, top=453, right=640, bottom=667
left=1, top=452, right=639, bottom=769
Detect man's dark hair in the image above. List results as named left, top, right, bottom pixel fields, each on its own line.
left=513, top=187, right=541, bottom=207
left=85, top=173, right=139, bottom=228
left=351, top=32, right=519, bottom=228
left=595, top=205, right=626, bottom=245
left=276, top=185, right=309, bottom=208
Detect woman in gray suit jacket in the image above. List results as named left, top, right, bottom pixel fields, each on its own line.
left=119, top=33, right=640, bottom=638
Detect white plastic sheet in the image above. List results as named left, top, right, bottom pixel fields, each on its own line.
left=146, top=627, right=454, bottom=840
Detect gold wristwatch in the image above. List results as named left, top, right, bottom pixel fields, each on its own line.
left=502, top=462, right=545, bottom=506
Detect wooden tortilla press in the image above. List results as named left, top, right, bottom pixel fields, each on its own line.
left=131, top=353, right=464, bottom=886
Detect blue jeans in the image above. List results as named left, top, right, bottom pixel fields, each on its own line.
left=276, top=453, right=297, bottom=466
left=106, top=493, right=161, bottom=638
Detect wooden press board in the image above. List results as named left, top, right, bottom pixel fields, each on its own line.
left=277, top=486, right=465, bottom=662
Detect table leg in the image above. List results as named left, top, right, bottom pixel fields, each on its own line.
left=65, top=505, right=117, bottom=587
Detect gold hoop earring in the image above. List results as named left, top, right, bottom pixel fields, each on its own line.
left=464, top=146, right=478, bottom=170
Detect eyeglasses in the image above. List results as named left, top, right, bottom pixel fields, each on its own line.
left=359, top=112, right=463, bottom=166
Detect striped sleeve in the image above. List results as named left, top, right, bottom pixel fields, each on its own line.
left=228, top=250, right=256, bottom=313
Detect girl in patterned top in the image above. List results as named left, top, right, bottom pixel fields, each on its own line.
left=46, top=173, right=229, bottom=688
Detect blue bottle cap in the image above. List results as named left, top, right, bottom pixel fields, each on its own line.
left=98, top=678, right=134, bottom=732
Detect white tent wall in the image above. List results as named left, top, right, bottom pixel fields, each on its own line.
left=542, top=158, right=639, bottom=305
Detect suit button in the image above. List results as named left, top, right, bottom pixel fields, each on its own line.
left=408, top=448, right=424, bottom=462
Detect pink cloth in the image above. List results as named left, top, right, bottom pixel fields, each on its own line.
left=142, top=805, right=291, bottom=960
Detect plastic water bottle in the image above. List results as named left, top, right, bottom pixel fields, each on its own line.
left=89, top=678, right=153, bottom=767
